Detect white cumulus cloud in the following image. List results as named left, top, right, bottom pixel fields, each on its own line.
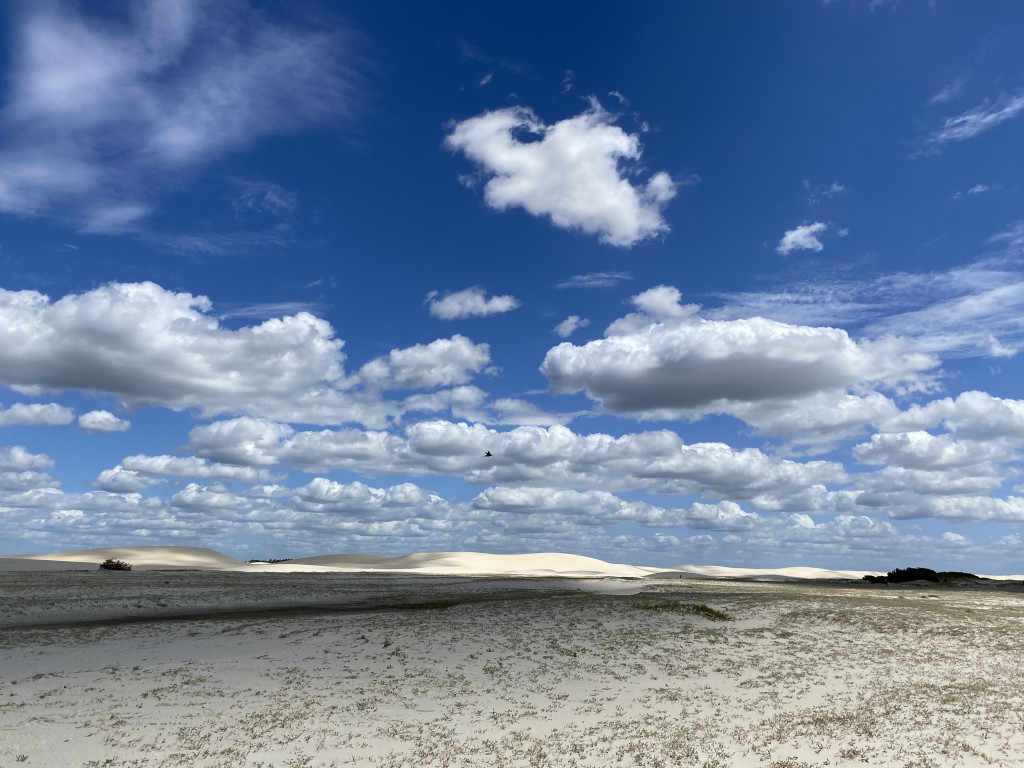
left=353, top=335, right=492, bottom=390
left=0, top=281, right=500, bottom=428
left=78, top=410, right=130, bottom=433
left=446, top=99, right=676, bottom=247
left=854, top=431, right=1011, bottom=470
left=0, top=281, right=346, bottom=413
left=186, top=417, right=845, bottom=503
left=119, top=454, right=279, bottom=484
left=880, top=391, right=1024, bottom=440
left=541, top=285, right=937, bottom=417
left=426, top=287, right=520, bottom=320
left=554, top=315, right=590, bottom=338
left=776, top=222, right=829, bottom=255
left=0, top=402, right=75, bottom=428
left=95, top=467, right=164, bottom=493
left=0, top=446, right=53, bottom=471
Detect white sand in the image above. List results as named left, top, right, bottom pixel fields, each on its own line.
left=3, top=545, right=1021, bottom=580
left=2, top=563, right=1023, bottom=768
left=0, top=546, right=245, bottom=571
left=0, top=545, right=873, bottom=579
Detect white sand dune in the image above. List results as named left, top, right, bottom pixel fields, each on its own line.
left=0, top=546, right=872, bottom=579
left=658, top=564, right=878, bottom=581
left=287, top=550, right=657, bottom=577
left=0, top=544, right=1020, bottom=580
left=0, top=545, right=244, bottom=570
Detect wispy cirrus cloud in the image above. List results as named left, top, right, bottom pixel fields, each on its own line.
left=141, top=224, right=301, bottom=256
left=556, top=271, right=632, bottom=289
left=920, top=92, right=1024, bottom=153
left=989, top=221, right=1024, bottom=251
left=0, top=1, right=358, bottom=233
left=953, top=183, right=997, bottom=200
left=928, top=76, right=967, bottom=106
left=715, top=257, right=1024, bottom=361
left=805, top=180, right=845, bottom=206
left=216, top=301, right=329, bottom=320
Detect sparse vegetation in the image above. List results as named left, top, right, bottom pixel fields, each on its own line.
left=98, top=558, right=132, bottom=571
left=637, top=600, right=732, bottom=621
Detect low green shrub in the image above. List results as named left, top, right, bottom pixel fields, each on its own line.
left=99, top=557, right=132, bottom=571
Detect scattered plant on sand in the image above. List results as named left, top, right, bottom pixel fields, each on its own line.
left=98, top=558, right=132, bottom=571
left=637, top=601, right=732, bottom=621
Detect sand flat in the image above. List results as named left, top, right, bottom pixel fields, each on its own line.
left=2, top=568, right=1023, bottom=767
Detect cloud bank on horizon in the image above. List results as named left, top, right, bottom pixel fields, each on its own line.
left=2, top=1, right=1024, bottom=572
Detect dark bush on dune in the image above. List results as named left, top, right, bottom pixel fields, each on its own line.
left=863, top=567, right=980, bottom=585
left=99, top=557, right=132, bottom=571
left=886, top=567, right=939, bottom=583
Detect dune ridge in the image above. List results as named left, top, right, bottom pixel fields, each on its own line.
left=0, top=546, right=244, bottom=571
left=5, top=544, right=1020, bottom=579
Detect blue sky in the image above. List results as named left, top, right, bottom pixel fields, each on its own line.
left=2, top=0, right=1024, bottom=572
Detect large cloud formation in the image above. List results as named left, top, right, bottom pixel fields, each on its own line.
left=541, top=286, right=937, bottom=424
left=0, top=282, right=506, bottom=428
left=0, top=281, right=345, bottom=408
left=446, top=99, right=676, bottom=247
left=185, top=416, right=845, bottom=501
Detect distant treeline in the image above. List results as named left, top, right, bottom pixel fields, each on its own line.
left=246, top=558, right=293, bottom=563
left=863, top=567, right=981, bottom=584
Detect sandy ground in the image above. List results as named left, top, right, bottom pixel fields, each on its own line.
left=2, top=566, right=1024, bottom=768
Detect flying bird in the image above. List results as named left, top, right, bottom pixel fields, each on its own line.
left=484, top=451, right=492, bottom=457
